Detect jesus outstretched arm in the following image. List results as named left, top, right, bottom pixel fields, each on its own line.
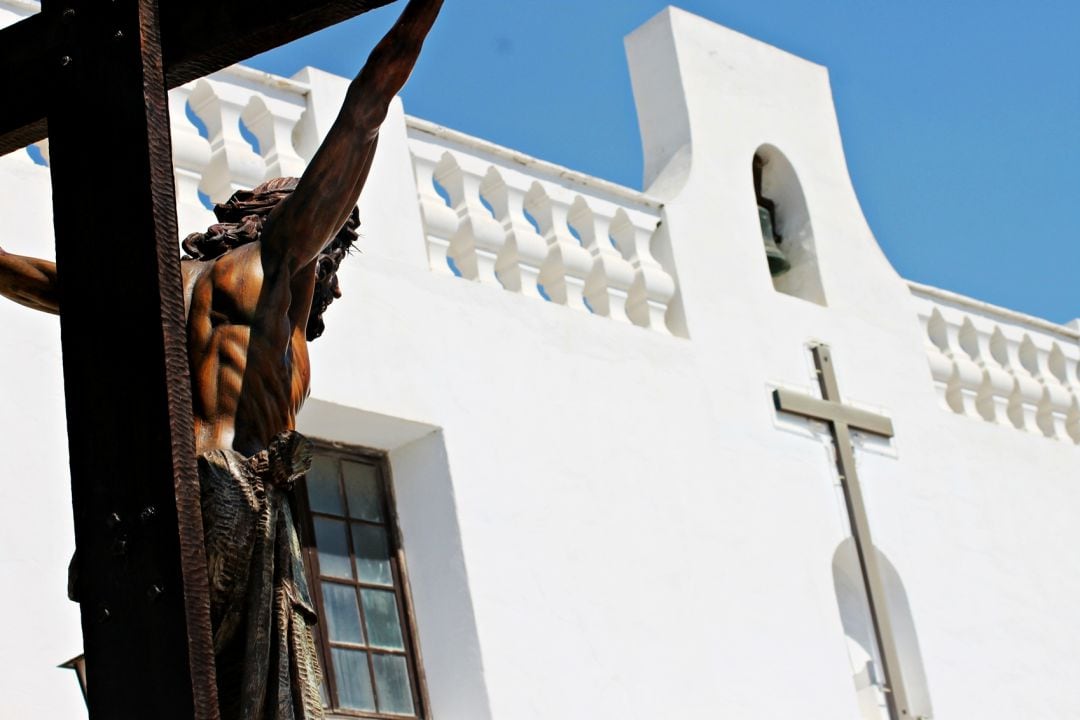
left=0, top=244, right=58, bottom=315
left=259, top=0, right=444, bottom=273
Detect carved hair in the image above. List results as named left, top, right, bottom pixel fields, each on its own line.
left=182, top=177, right=360, bottom=341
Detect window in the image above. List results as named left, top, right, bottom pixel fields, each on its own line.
left=298, top=445, right=426, bottom=718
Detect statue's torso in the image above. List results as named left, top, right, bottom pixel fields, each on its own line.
left=182, top=242, right=313, bottom=457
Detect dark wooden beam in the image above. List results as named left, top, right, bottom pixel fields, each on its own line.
left=0, top=0, right=394, bottom=157
left=161, top=0, right=395, bottom=86
left=0, top=13, right=51, bottom=157
left=42, top=0, right=217, bottom=716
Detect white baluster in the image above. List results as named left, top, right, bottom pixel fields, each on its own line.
left=613, top=211, right=675, bottom=334
left=1027, top=341, right=1074, bottom=440
left=1053, top=348, right=1080, bottom=443
left=1066, top=398, right=1080, bottom=444
left=188, top=79, right=267, bottom=201
left=445, top=159, right=505, bottom=287
left=482, top=169, right=546, bottom=300
left=943, top=365, right=965, bottom=415
left=549, top=195, right=593, bottom=311
left=959, top=316, right=1009, bottom=422
left=168, top=85, right=214, bottom=237
left=568, top=197, right=635, bottom=323
left=420, top=153, right=503, bottom=286
left=1000, top=333, right=1046, bottom=435
left=922, top=309, right=957, bottom=411
left=944, top=317, right=986, bottom=418
left=980, top=326, right=1017, bottom=426
left=525, top=184, right=592, bottom=310
left=410, top=146, right=462, bottom=277
left=240, top=95, right=307, bottom=179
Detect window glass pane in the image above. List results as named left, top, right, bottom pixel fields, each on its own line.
left=373, top=653, right=416, bottom=716
left=322, top=583, right=364, bottom=644
left=362, top=589, right=405, bottom=650
left=331, top=648, right=375, bottom=712
left=352, top=523, right=393, bottom=586
left=306, top=450, right=422, bottom=716
left=319, top=677, right=330, bottom=709
left=343, top=460, right=384, bottom=522
left=314, top=518, right=353, bottom=579
left=306, top=455, right=344, bottom=515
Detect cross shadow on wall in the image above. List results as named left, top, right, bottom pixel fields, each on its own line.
left=832, top=539, right=934, bottom=720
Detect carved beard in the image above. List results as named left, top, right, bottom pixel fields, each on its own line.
left=306, top=262, right=340, bottom=341
left=307, top=313, right=327, bottom=342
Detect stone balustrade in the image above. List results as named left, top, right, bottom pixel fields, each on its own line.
left=19, top=66, right=683, bottom=337
left=406, top=118, right=680, bottom=335
left=910, top=282, right=1080, bottom=443
left=17, top=65, right=312, bottom=239
left=169, top=66, right=312, bottom=235
left=31, top=55, right=1080, bottom=373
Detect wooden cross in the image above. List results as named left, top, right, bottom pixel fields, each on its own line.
left=772, top=344, right=913, bottom=720
left=0, top=1, right=392, bottom=718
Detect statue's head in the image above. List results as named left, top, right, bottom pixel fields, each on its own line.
left=182, top=177, right=360, bottom=341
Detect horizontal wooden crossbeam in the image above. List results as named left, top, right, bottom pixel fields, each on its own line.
left=772, top=388, right=894, bottom=438
left=0, top=13, right=50, bottom=157
left=0, top=0, right=395, bottom=157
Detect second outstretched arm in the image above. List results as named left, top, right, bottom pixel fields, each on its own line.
left=0, top=245, right=58, bottom=315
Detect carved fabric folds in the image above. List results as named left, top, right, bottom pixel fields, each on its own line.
left=198, top=431, right=325, bottom=720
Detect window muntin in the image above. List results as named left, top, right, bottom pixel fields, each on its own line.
left=300, top=448, right=424, bottom=718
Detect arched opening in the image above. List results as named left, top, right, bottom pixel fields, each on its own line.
left=752, top=146, right=826, bottom=305
left=832, top=539, right=934, bottom=720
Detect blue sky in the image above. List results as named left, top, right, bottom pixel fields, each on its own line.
left=247, top=1, right=1079, bottom=324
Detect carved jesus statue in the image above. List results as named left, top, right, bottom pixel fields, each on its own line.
left=0, top=0, right=442, bottom=717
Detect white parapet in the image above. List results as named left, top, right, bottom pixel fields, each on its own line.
left=0, top=46, right=684, bottom=336
left=405, top=117, right=680, bottom=335
left=910, top=281, right=1080, bottom=443
left=12, top=41, right=1077, bottom=418
left=158, top=60, right=689, bottom=336
left=173, top=63, right=686, bottom=336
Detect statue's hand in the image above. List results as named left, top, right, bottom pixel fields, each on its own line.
left=247, top=431, right=314, bottom=490
left=0, top=244, right=60, bottom=315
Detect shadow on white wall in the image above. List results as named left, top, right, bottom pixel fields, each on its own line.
left=832, top=538, right=933, bottom=720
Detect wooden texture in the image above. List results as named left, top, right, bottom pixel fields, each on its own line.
left=42, top=0, right=217, bottom=716
left=161, top=0, right=395, bottom=87
left=0, top=0, right=395, bottom=157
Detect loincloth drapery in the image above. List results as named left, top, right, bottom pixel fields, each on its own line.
left=199, top=430, right=325, bottom=720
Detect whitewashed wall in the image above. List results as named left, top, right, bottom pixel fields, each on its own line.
left=1, top=4, right=1078, bottom=719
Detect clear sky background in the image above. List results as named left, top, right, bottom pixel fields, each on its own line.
left=247, top=1, right=1079, bottom=324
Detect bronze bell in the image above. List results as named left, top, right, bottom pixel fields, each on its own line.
left=754, top=153, right=792, bottom=277
left=758, top=203, right=791, bottom=277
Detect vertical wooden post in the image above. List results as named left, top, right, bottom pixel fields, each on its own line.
left=42, top=0, right=218, bottom=717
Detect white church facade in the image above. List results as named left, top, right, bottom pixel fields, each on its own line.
left=1, top=2, right=1078, bottom=718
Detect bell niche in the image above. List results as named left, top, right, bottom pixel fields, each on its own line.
left=753, top=146, right=827, bottom=306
